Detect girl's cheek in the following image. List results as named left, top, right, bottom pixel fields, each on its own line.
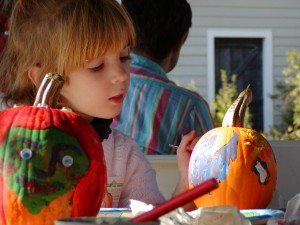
left=123, top=61, right=131, bottom=74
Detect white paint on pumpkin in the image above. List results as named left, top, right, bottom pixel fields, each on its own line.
left=255, top=161, right=268, bottom=183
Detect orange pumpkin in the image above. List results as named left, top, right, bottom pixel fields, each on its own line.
left=0, top=73, right=106, bottom=225
left=188, top=86, right=277, bottom=209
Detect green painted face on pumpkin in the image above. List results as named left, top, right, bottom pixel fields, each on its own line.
left=0, top=126, right=89, bottom=214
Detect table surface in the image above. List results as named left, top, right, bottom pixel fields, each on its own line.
left=55, top=208, right=285, bottom=225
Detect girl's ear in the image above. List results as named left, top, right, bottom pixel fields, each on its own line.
left=28, top=66, right=42, bottom=86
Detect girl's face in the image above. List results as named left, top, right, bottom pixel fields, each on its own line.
left=60, top=46, right=131, bottom=121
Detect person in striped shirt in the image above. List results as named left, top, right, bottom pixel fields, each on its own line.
left=112, top=0, right=215, bottom=154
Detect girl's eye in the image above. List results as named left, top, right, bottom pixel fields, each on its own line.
left=120, top=55, right=132, bottom=62
left=88, top=64, right=104, bottom=72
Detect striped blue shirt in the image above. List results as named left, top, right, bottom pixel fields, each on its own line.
left=112, top=53, right=214, bottom=154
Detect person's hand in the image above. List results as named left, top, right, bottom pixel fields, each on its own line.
left=176, top=130, right=197, bottom=176
left=189, top=135, right=201, bottom=151
left=173, top=130, right=199, bottom=211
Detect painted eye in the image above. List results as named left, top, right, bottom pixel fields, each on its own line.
left=20, top=148, right=33, bottom=160
left=62, top=155, right=73, bottom=167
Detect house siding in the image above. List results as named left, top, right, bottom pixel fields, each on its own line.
left=169, top=0, right=300, bottom=129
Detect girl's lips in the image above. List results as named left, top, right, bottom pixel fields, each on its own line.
left=109, top=94, right=124, bottom=103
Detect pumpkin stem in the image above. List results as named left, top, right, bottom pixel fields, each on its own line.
left=33, top=73, right=64, bottom=108
left=222, top=85, right=253, bottom=127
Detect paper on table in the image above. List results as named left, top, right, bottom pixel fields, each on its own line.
left=265, top=193, right=300, bottom=224
left=129, top=200, right=250, bottom=225
left=189, top=205, right=251, bottom=225
left=129, top=199, right=154, bottom=216
left=129, top=178, right=218, bottom=222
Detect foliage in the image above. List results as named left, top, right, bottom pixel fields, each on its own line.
left=173, top=78, right=198, bottom=92
left=185, top=80, right=197, bottom=92
left=265, top=50, right=300, bottom=140
left=211, top=69, right=252, bottom=128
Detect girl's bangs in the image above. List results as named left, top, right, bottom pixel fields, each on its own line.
left=66, top=4, right=135, bottom=71
left=60, top=1, right=135, bottom=74
left=89, top=19, right=135, bottom=59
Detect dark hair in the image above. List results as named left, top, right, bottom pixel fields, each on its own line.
left=122, top=0, right=192, bottom=61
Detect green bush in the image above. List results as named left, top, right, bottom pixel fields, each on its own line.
left=266, top=50, right=300, bottom=140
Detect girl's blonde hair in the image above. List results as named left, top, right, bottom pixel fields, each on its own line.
left=0, top=0, right=135, bottom=106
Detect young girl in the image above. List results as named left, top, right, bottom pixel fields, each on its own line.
left=0, top=0, right=197, bottom=208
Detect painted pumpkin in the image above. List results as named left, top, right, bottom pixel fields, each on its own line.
left=188, top=86, right=277, bottom=209
left=0, top=73, right=107, bottom=225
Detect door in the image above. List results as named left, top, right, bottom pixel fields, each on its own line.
left=215, top=38, right=263, bottom=131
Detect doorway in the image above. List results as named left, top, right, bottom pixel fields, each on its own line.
left=215, top=38, right=263, bottom=131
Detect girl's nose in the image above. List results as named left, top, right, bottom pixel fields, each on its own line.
left=111, top=64, right=130, bottom=83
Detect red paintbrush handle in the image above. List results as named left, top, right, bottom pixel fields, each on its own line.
left=129, top=178, right=218, bottom=222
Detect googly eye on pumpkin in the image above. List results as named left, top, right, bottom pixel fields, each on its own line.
left=62, top=155, right=74, bottom=167
left=19, top=148, right=33, bottom=160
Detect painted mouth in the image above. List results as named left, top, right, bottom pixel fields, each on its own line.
left=15, top=175, right=65, bottom=195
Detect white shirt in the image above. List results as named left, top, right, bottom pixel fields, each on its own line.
left=103, top=129, right=165, bottom=207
